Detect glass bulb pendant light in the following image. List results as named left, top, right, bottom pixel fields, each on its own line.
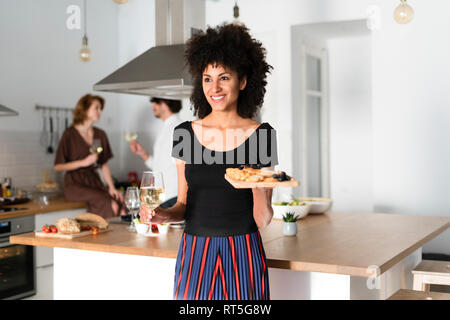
left=79, top=0, right=91, bottom=62
left=79, top=35, right=91, bottom=62
left=232, top=1, right=245, bottom=26
left=394, top=0, right=414, bottom=24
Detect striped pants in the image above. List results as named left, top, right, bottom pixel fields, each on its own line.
left=173, top=231, right=270, bottom=300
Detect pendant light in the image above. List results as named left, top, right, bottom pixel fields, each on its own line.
left=113, top=0, right=128, bottom=3
left=79, top=0, right=91, bottom=62
left=232, top=1, right=245, bottom=26
left=394, top=0, right=414, bottom=24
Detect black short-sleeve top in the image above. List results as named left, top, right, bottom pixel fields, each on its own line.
left=171, top=121, right=278, bottom=237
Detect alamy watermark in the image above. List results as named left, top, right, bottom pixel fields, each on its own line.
left=172, top=126, right=278, bottom=165
left=366, top=265, right=381, bottom=290
left=66, top=5, right=81, bottom=30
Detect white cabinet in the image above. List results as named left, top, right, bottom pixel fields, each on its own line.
left=24, top=265, right=53, bottom=300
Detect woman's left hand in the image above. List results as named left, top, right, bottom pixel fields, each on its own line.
left=109, top=187, right=123, bottom=202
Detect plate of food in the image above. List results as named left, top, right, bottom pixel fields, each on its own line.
left=225, top=166, right=299, bottom=189
left=35, top=213, right=110, bottom=239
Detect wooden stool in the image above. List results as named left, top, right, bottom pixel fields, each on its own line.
left=412, top=260, right=450, bottom=291
left=387, top=289, right=450, bottom=300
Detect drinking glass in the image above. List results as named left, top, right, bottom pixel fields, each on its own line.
left=125, top=131, right=138, bottom=142
left=124, top=187, right=140, bottom=232
left=140, top=171, right=165, bottom=233
left=89, top=139, right=103, bottom=168
left=90, top=138, right=103, bottom=154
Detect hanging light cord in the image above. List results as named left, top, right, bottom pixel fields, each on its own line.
left=83, top=0, right=87, bottom=37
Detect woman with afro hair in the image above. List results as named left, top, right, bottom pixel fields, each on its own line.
left=140, top=23, right=278, bottom=300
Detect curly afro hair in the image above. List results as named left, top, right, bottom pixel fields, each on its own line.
left=185, top=23, right=272, bottom=119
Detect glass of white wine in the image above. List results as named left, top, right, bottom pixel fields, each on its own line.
left=125, top=132, right=138, bottom=142
left=140, top=171, right=165, bottom=234
left=89, top=138, right=103, bottom=167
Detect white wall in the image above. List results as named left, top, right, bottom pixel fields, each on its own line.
left=328, top=35, right=373, bottom=212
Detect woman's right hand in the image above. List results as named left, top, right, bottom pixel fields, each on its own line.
left=82, top=153, right=98, bottom=167
left=139, top=205, right=168, bottom=224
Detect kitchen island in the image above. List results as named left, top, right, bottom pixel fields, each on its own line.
left=10, top=211, right=450, bottom=300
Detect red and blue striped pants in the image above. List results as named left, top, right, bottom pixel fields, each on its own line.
left=173, top=231, right=270, bottom=300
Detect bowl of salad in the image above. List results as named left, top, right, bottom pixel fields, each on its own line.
left=272, top=200, right=311, bottom=220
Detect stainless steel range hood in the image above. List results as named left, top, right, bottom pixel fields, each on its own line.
left=93, top=0, right=205, bottom=99
left=0, top=104, right=19, bottom=116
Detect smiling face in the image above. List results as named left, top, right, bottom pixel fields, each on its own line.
left=202, top=64, right=247, bottom=113
left=85, top=99, right=103, bottom=123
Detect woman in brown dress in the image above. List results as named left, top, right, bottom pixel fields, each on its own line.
left=54, top=94, right=125, bottom=218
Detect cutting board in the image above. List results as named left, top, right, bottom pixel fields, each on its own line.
left=35, top=228, right=110, bottom=239
left=225, top=174, right=300, bottom=189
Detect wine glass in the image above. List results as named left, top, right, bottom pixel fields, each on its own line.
left=90, top=138, right=103, bottom=154
left=124, top=187, right=140, bottom=232
left=89, top=139, right=103, bottom=168
left=140, top=171, right=165, bottom=233
left=125, top=131, right=138, bottom=142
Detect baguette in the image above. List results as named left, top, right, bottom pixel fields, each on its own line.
left=75, top=213, right=109, bottom=229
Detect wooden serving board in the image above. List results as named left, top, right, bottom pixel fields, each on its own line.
left=225, top=174, right=300, bottom=189
left=35, top=228, right=110, bottom=239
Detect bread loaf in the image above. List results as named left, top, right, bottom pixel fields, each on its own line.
left=56, top=218, right=81, bottom=234
left=75, top=213, right=109, bottom=229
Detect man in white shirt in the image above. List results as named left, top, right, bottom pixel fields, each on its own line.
left=129, top=97, right=183, bottom=208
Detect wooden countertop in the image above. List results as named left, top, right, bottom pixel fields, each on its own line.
left=0, top=197, right=86, bottom=219
left=10, top=211, right=450, bottom=277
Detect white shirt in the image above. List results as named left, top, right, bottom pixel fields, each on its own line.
left=144, top=113, right=182, bottom=200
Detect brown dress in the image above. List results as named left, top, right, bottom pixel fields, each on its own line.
left=54, top=126, right=119, bottom=219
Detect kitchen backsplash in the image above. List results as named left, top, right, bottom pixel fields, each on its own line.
left=0, top=130, right=63, bottom=191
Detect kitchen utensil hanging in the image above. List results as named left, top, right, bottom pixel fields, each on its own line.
left=40, top=108, right=48, bottom=148
left=47, top=110, right=54, bottom=154
left=55, top=110, right=60, bottom=149
left=35, top=105, right=73, bottom=145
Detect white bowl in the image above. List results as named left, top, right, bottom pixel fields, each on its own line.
left=135, top=223, right=149, bottom=235
left=295, top=197, right=333, bottom=214
left=157, top=223, right=169, bottom=235
left=272, top=202, right=311, bottom=220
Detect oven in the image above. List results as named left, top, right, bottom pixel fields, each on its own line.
left=0, top=215, right=36, bottom=300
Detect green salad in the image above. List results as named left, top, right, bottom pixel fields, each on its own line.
left=272, top=200, right=307, bottom=206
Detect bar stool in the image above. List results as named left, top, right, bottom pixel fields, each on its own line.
left=412, top=260, right=450, bottom=291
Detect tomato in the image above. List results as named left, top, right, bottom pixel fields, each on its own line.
left=42, top=225, right=50, bottom=233
left=92, top=228, right=99, bottom=236
left=50, top=226, right=58, bottom=233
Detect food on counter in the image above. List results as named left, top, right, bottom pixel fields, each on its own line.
left=55, top=218, right=81, bottom=234
left=75, top=213, right=109, bottom=230
left=92, top=227, right=99, bottom=236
